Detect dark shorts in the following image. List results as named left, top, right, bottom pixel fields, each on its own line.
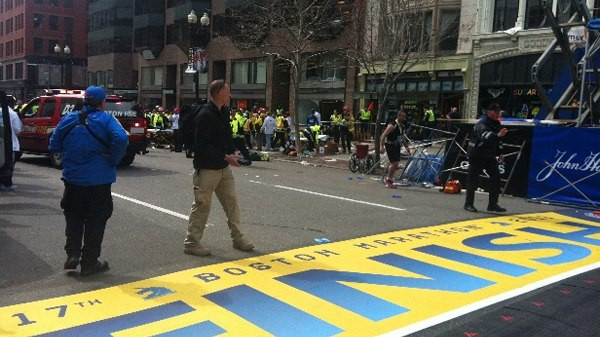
left=385, top=143, right=401, bottom=162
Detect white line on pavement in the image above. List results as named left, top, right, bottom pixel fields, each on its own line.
left=378, top=261, right=600, bottom=337
left=112, top=192, right=189, bottom=220
left=112, top=192, right=217, bottom=227
left=248, top=180, right=406, bottom=212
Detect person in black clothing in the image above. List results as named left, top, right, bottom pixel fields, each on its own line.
left=180, top=104, right=197, bottom=158
left=184, top=80, right=254, bottom=257
left=464, top=102, right=508, bottom=213
left=380, top=110, right=411, bottom=189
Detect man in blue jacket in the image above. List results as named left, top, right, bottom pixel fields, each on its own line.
left=49, top=86, right=128, bottom=276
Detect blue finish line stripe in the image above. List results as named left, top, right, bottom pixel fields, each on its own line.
left=205, top=285, right=343, bottom=337
left=151, top=321, right=226, bottom=337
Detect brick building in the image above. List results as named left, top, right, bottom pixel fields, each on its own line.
left=0, top=0, right=87, bottom=100
left=129, top=0, right=357, bottom=123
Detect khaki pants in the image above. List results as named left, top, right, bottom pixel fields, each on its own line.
left=185, top=167, right=242, bottom=248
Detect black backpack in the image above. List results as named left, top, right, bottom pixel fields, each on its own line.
left=61, top=109, right=111, bottom=149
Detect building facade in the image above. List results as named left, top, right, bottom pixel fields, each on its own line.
left=129, top=0, right=357, bottom=123
left=355, top=0, right=469, bottom=123
left=0, top=0, right=87, bottom=100
left=463, top=0, right=597, bottom=118
left=87, top=0, right=136, bottom=97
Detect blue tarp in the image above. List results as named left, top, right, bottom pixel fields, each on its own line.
left=588, top=18, right=600, bottom=30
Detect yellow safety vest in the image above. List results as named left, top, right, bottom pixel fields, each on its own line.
left=425, top=109, right=435, bottom=122
left=331, top=114, right=343, bottom=125
left=310, top=125, right=320, bottom=140
left=276, top=116, right=285, bottom=129
left=359, top=109, right=370, bottom=121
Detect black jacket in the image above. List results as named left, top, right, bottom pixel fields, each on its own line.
left=467, top=115, right=503, bottom=159
left=193, top=101, right=236, bottom=170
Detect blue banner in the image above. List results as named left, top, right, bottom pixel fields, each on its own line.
left=528, top=127, right=600, bottom=208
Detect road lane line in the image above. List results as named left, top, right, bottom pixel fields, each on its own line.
left=249, top=180, right=406, bottom=211
left=112, top=192, right=189, bottom=220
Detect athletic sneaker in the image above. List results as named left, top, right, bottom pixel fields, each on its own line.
left=384, top=178, right=397, bottom=189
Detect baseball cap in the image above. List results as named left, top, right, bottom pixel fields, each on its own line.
left=487, top=102, right=501, bottom=111
left=84, top=86, right=106, bottom=105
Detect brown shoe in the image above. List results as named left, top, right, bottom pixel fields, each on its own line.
left=184, top=246, right=211, bottom=256
left=233, top=238, right=254, bottom=252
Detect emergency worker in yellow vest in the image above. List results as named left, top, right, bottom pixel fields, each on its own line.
left=359, top=107, right=371, bottom=140
left=231, top=109, right=251, bottom=164
left=274, top=113, right=287, bottom=149
left=153, top=107, right=166, bottom=130
left=302, top=124, right=320, bottom=152
left=422, top=104, right=436, bottom=138
left=330, top=109, right=343, bottom=144
left=252, top=112, right=263, bottom=150
left=340, top=106, right=353, bottom=154
left=244, top=112, right=255, bottom=149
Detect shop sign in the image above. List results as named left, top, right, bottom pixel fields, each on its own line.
left=518, top=37, right=555, bottom=51
left=568, top=26, right=586, bottom=44
left=513, top=88, right=539, bottom=96
left=487, top=88, right=506, bottom=98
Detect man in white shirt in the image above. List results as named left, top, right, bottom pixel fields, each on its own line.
left=314, top=110, right=322, bottom=125
left=261, top=112, right=277, bottom=151
left=1, top=106, right=22, bottom=191
left=169, top=107, right=182, bottom=152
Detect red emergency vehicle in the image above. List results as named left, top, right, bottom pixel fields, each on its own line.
left=18, top=90, right=147, bottom=168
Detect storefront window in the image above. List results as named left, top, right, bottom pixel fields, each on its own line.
left=407, top=82, right=417, bottom=92
left=430, top=81, right=441, bottom=91
left=106, top=70, right=113, bottom=88
left=556, top=0, right=576, bottom=23
left=302, top=52, right=346, bottom=82
left=153, top=67, right=163, bottom=86
left=418, top=81, right=429, bottom=91
left=454, top=80, right=463, bottom=91
left=396, top=82, right=406, bottom=91
left=439, top=10, right=460, bottom=51
left=232, top=59, right=267, bottom=84
left=442, top=81, right=453, bottom=91
left=141, top=67, right=152, bottom=87
left=525, top=0, right=548, bottom=29
left=493, top=0, right=519, bottom=31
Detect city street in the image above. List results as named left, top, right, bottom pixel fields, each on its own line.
left=1, top=149, right=598, bottom=337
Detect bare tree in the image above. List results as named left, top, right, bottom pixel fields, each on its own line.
left=343, top=0, right=458, bottom=161
left=225, top=0, right=352, bottom=153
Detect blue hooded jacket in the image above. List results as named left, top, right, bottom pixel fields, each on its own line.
left=49, top=105, right=128, bottom=186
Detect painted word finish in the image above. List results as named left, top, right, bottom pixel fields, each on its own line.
left=34, top=221, right=600, bottom=337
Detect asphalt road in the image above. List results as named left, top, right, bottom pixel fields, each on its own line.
left=0, top=149, right=562, bottom=307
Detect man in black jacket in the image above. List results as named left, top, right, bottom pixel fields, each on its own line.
left=464, top=102, right=508, bottom=213
left=184, top=80, right=254, bottom=256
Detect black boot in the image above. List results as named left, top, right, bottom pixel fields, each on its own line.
left=487, top=204, right=507, bottom=212
left=80, top=260, right=109, bottom=277
left=464, top=204, right=478, bottom=212
left=64, top=256, right=80, bottom=270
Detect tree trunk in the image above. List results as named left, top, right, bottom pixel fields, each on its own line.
left=292, top=64, right=302, bottom=155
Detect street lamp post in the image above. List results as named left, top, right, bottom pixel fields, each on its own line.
left=53, top=44, right=71, bottom=88
left=186, top=10, right=210, bottom=102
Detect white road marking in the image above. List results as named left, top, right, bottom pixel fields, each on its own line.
left=112, top=192, right=189, bottom=220
left=248, top=180, right=406, bottom=211
left=111, top=192, right=214, bottom=227
left=378, top=261, right=600, bottom=337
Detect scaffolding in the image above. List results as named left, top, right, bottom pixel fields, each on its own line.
left=532, top=0, right=599, bottom=126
